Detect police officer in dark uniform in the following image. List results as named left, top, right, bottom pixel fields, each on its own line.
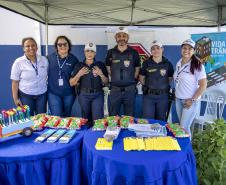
left=70, top=43, right=108, bottom=125
left=139, top=40, right=174, bottom=121
left=105, top=27, right=140, bottom=116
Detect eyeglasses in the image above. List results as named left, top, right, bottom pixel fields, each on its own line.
left=57, top=43, right=68, bottom=47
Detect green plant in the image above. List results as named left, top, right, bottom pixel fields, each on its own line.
left=192, top=119, right=226, bottom=185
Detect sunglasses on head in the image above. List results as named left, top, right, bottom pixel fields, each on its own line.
left=57, top=43, right=68, bottom=47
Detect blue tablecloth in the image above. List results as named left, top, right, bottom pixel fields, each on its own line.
left=0, top=129, right=85, bottom=185
left=82, top=120, right=197, bottom=185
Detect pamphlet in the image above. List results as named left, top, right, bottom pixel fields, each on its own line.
left=95, top=138, right=113, bottom=150
left=59, top=130, right=77, bottom=144
left=46, top=129, right=67, bottom=143
left=35, top=129, right=56, bottom=143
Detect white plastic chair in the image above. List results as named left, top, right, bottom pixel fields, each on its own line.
left=192, top=92, right=225, bottom=134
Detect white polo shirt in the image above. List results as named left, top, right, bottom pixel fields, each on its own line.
left=10, top=54, right=48, bottom=95
left=173, top=59, right=206, bottom=99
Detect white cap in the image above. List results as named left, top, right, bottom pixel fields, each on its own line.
left=84, top=43, right=96, bottom=52
left=182, top=39, right=195, bottom=48
left=150, top=40, right=163, bottom=49
left=115, top=27, right=129, bottom=35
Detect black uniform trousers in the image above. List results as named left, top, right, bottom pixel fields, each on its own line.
left=142, top=93, right=168, bottom=121
left=78, top=91, right=104, bottom=126
left=108, top=88, right=136, bottom=116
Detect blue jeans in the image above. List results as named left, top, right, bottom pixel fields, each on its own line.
left=108, top=90, right=136, bottom=116
left=48, top=92, right=75, bottom=117
left=78, top=92, right=104, bottom=125
left=175, top=98, right=200, bottom=136
left=142, top=94, right=168, bottom=121
left=19, top=90, right=47, bottom=116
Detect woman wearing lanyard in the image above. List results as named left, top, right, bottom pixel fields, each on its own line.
left=11, top=37, right=48, bottom=115
left=48, top=35, right=79, bottom=117
left=70, top=43, right=108, bottom=126
left=173, top=39, right=207, bottom=137
left=139, top=40, right=174, bottom=121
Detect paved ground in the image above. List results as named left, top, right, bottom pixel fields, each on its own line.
left=207, top=65, right=226, bottom=87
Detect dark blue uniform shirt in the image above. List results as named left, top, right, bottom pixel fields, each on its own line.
left=48, top=52, right=79, bottom=96
left=105, top=46, right=140, bottom=87
left=140, top=56, right=174, bottom=90
left=71, top=60, right=108, bottom=90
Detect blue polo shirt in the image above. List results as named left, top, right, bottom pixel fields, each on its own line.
left=48, top=52, right=79, bottom=96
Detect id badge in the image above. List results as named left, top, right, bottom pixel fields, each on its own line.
left=58, top=78, right=64, bottom=86
left=175, top=77, right=179, bottom=87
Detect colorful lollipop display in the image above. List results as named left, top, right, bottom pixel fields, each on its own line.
left=0, top=105, right=34, bottom=138
left=0, top=105, right=31, bottom=126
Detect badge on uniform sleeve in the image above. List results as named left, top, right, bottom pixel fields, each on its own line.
left=124, top=60, right=130, bottom=67
left=160, top=69, right=166, bottom=76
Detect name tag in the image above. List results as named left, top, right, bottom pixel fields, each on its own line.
left=58, top=78, right=64, bottom=86
left=147, top=68, right=157, bottom=73
left=112, top=60, right=120, bottom=63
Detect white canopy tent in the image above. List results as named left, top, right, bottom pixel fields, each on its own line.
left=1, top=0, right=226, bottom=26
left=1, top=0, right=226, bottom=53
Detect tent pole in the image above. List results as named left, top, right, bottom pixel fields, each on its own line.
left=45, top=4, right=49, bottom=55
left=217, top=5, right=222, bottom=32
left=44, top=2, right=49, bottom=113
left=130, top=0, right=136, bottom=25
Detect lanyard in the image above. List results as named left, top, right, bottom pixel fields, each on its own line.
left=29, top=59, right=38, bottom=76
left=57, top=55, right=68, bottom=78
left=176, top=64, right=189, bottom=78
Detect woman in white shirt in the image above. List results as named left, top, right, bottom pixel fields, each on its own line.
left=173, top=39, right=207, bottom=137
left=10, top=37, right=48, bottom=115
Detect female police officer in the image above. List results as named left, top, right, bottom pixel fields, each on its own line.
left=139, top=40, right=174, bottom=121
left=70, top=43, right=108, bottom=126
